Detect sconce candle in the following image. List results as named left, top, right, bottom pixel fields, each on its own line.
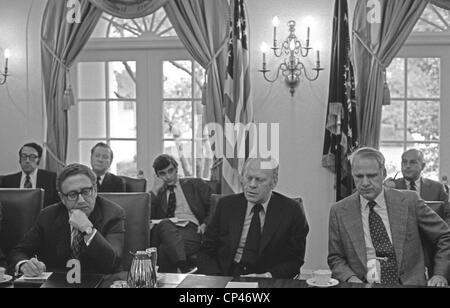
left=260, top=42, right=268, bottom=69
left=4, top=48, right=9, bottom=70
left=272, top=16, right=279, bottom=46
left=316, top=50, right=320, bottom=63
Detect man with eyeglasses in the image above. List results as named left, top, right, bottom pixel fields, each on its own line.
left=9, top=164, right=125, bottom=276
left=0, top=142, right=59, bottom=207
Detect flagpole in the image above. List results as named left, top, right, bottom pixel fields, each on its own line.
left=336, top=134, right=342, bottom=201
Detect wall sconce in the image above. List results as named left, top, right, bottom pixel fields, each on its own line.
left=0, top=48, right=10, bottom=85
left=259, top=17, right=324, bottom=96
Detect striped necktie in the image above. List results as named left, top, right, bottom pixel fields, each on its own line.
left=24, top=175, right=32, bottom=188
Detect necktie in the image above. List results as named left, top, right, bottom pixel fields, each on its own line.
left=24, top=175, right=32, bottom=188
left=71, top=228, right=84, bottom=259
left=368, top=201, right=399, bottom=285
left=96, top=176, right=102, bottom=189
left=241, top=204, right=263, bottom=267
left=410, top=181, right=416, bottom=191
left=167, top=185, right=176, bottom=218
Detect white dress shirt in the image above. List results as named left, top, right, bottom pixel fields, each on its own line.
left=20, top=169, right=38, bottom=188
left=166, top=182, right=199, bottom=227
left=360, top=189, right=393, bottom=263
left=234, top=195, right=271, bottom=263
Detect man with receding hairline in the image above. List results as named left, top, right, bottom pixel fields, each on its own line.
left=328, top=147, right=450, bottom=286
left=199, top=157, right=309, bottom=278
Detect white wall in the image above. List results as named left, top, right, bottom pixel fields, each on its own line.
left=0, top=0, right=358, bottom=272
left=247, top=0, right=340, bottom=272
left=0, top=0, right=46, bottom=173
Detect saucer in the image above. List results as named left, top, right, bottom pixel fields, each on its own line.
left=306, top=278, right=339, bottom=288
left=0, top=275, right=13, bottom=284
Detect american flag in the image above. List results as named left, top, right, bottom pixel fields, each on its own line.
left=322, top=0, right=358, bottom=201
left=221, top=0, right=253, bottom=194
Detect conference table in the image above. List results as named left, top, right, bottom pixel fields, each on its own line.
left=1, top=271, right=440, bottom=288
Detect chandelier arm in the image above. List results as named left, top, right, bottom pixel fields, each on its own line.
left=299, top=62, right=321, bottom=81
left=0, top=73, right=7, bottom=85
left=260, top=62, right=285, bottom=83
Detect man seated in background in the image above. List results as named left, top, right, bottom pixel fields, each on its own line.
left=150, top=154, right=212, bottom=273
left=0, top=142, right=59, bottom=207
left=0, top=202, right=5, bottom=267
left=385, top=148, right=450, bottom=224
left=90, top=142, right=125, bottom=193
left=198, top=157, right=309, bottom=279
left=328, top=147, right=450, bottom=286
left=9, top=164, right=125, bottom=276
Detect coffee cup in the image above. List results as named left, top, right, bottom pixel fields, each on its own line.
left=0, top=267, right=5, bottom=280
left=312, top=269, right=332, bottom=285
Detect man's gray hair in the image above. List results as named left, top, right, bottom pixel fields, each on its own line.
left=350, top=147, right=385, bottom=169
left=242, top=157, right=279, bottom=178
left=402, top=148, right=425, bottom=164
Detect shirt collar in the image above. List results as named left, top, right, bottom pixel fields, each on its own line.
left=22, top=168, right=37, bottom=179
left=248, top=193, right=272, bottom=213
left=360, top=188, right=386, bottom=211
left=406, top=177, right=421, bottom=189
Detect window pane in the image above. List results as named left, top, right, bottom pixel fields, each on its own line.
left=410, top=143, right=439, bottom=180
left=163, top=140, right=193, bottom=177
left=387, top=58, right=405, bottom=98
left=193, top=62, right=205, bottom=99
left=110, top=101, right=137, bottom=138
left=380, top=143, right=404, bottom=178
left=77, top=62, right=105, bottom=99
left=79, top=102, right=106, bottom=138
left=407, top=101, right=439, bottom=141
left=163, top=101, right=192, bottom=139
left=108, top=61, right=136, bottom=99
left=381, top=100, right=404, bottom=141
left=407, top=58, right=440, bottom=98
left=163, top=60, right=192, bottom=98
left=194, top=100, right=206, bottom=139
left=413, top=4, right=450, bottom=32
left=110, top=140, right=137, bottom=177
left=79, top=140, right=105, bottom=166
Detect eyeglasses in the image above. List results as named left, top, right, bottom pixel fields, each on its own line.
left=20, top=154, right=39, bottom=161
left=62, top=187, right=95, bottom=201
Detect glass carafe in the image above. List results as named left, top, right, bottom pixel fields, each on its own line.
left=127, top=251, right=156, bottom=288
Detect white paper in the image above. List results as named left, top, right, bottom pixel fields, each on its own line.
left=225, top=282, right=259, bottom=288
left=150, top=218, right=188, bottom=225
left=16, top=272, right=53, bottom=281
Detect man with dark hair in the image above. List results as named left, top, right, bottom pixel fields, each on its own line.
left=90, top=142, right=125, bottom=193
left=150, top=154, right=212, bottom=273
left=199, top=158, right=309, bottom=278
left=9, top=163, right=125, bottom=276
left=0, top=142, right=59, bottom=207
left=328, top=147, right=450, bottom=286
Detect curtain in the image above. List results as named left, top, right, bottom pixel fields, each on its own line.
left=89, top=0, right=167, bottom=18
left=431, top=0, right=450, bottom=9
left=41, top=0, right=102, bottom=173
left=352, top=0, right=428, bottom=148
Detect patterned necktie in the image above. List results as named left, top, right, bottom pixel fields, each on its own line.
left=96, top=176, right=102, bottom=189
left=71, top=228, right=84, bottom=259
left=410, top=181, right=416, bottom=191
left=166, top=185, right=176, bottom=218
left=24, top=175, right=32, bottom=188
left=368, top=201, right=399, bottom=285
left=241, top=204, right=263, bottom=266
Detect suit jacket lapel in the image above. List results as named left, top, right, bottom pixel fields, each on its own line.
left=342, top=193, right=367, bottom=270
left=385, top=190, right=407, bottom=268
left=259, top=194, right=284, bottom=254
left=229, top=194, right=247, bottom=256
left=36, top=170, right=42, bottom=187
left=13, top=172, right=21, bottom=187
left=55, top=205, right=71, bottom=259
left=180, top=179, right=196, bottom=211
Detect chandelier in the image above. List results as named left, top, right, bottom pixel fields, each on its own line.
left=259, top=17, right=324, bottom=96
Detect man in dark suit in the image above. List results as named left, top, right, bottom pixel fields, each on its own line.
left=90, top=142, right=125, bottom=193
left=9, top=163, right=125, bottom=276
left=150, top=154, right=212, bottom=273
left=328, top=147, right=450, bottom=286
left=389, top=149, right=450, bottom=224
left=0, top=143, right=59, bottom=207
left=198, top=158, right=309, bottom=279
left=0, top=202, right=5, bottom=267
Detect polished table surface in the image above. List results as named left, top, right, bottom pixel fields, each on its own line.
left=1, top=272, right=444, bottom=288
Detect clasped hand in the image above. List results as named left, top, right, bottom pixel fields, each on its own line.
left=21, top=257, right=46, bottom=277
left=69, top=209, right=93, bottom=233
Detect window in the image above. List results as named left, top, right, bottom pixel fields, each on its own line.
left=69, top=10, right=213, bottom=179
left=381, top=57, right=440, bottom=180
left=380, top=3, right=450, bottom=181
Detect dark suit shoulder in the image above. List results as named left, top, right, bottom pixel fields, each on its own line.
left=180, top=177, right=209, bottom=187
left=422, top=177, right=444, bottom=188
left=37, top=169, right=57, bottom=178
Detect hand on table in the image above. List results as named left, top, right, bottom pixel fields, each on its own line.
left=21, top=258, right=46, bottom=277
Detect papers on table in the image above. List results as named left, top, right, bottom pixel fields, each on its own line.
left=15, top=272, right=53, bottom=282
left=150, top=217, right=189, bottom=227
left=225, top=281, right=259, bottom=288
